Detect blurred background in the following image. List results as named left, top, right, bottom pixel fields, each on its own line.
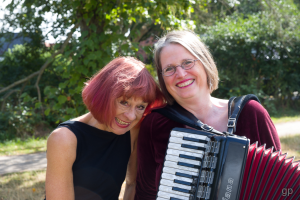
left=0, top=0, right=299, bottom=199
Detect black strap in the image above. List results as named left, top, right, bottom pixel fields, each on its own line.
left=152, top=94, right=261, bottom=136
left=227, top=94, right=260, bottom=135
left=152, top=102, right=224, bottom=135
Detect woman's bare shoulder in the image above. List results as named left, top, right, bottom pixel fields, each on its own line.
left=47, top=127, right=77, bottom=162
left=48, top=127, right=77, bottom=146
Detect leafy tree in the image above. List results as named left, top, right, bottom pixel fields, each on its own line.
left=202, top=0, right=300, bottom=113
left=0, top=0, right=210, bottom=137
left=0, top=44, right=64, bottom=139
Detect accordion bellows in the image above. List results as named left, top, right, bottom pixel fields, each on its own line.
left=156, top=128, right=300, bottom=200
left=240, top=142, right=300, bottom=200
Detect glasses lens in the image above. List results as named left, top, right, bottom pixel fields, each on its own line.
left=182, top=60, right=194, bottom=69
left=163, top=66, right=175, bottom=76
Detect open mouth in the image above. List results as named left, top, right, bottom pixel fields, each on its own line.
left=115, top=117, right=131, bottom=127
left=176, top=79, right=195, bottom=88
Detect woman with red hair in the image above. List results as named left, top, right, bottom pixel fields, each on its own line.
left=45, top=57, right=164, bottom=200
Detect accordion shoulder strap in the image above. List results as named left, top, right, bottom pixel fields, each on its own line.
left=152, top=94, right=261, bottom=136
left=152, top=102, right=224, bottom=135
left=227, top=94, right=260, bottom=135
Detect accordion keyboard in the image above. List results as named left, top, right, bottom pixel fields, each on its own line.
left=157, top=130, right=220, bottom=200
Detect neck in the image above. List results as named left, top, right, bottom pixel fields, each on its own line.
left=176, top=93, right=214, bottom=124
left=77, top=113, right=109, bottom=131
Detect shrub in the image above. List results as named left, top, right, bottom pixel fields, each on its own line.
left=201, top=10, right=300, bottom=113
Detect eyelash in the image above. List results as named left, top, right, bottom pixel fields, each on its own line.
left=137, top=105, right=145, bottom=110
left=120, top=101, right=146, bottom=110
left=120, top=100, right=128, bottom=106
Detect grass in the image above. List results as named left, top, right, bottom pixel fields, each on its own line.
left=270, top=107, right=300, bottom=124
left=0, top=170, right=46, bottom=200
left=0, top=137, right=47, bottom=156
left=280, top=134, right=300, bottom=160
left=271, top=115, right=300, bottom=124
left=0, top=170, right=125, bottom=200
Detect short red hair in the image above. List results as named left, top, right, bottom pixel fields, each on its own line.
left=82, top=57, right=165, bottom=127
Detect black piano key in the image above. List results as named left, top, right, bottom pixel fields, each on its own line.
left=179, top=154, right=202, bottom=161
left=183, top=136, right=208, bottom=143
left=181, top=144, right=206, bottom=151
left=172, top=186, right=192, bottom=194
left=178, top=161, right=201, bottom=169
left=170, top=198, right=184, bottom=200
left=174, top=179, right=193, bottom=186
left=175, top=172, right=194, bottom=179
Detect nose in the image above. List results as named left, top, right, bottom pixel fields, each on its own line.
left=175, top=66, right=187, bottom=78
left=124, top=108, right=136, bottom=121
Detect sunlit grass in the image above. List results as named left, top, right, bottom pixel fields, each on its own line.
left=280, top=134, right=300, bottom=160
left=0, top=137, right=47, bottom=156
left=0, top=170, right=126, bottom=200
left=0, top=170, right=46, bottom=200
left=270, top=107, right=300, bottom=124
left=271, top=115, right=300, bottom=124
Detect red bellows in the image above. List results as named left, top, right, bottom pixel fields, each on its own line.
left=239, top=142, right=300, bottom=200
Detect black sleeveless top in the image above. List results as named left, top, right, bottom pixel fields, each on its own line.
left=58, top=120, right=131, bottom=200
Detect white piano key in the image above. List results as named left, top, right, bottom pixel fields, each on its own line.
left=171, top=130, right=210, bottom=141
left=159, top=185, right=191, bottom=197
left=160, top=179, right=192, bottom=190
left=156, top=197, right=169, bottom=200
left=162, top=166, right=199, bottom=177
left=164, top=161, right=199, bottom=173
left=157, top=191, right=187, bottom=200
left=165, top=155, right=201, bottom=166
left=161, top=172, right=193, bottom=183
left=167, top=149, right=204, bottom=158
left=168, top=143, right=205, bottom=154
left=169, top=137, right=207, bottom=147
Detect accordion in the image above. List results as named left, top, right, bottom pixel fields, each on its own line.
left=156, top=127, right=300, bottom=200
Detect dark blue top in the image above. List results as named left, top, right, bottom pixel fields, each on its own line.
left=58, top=120, right=131, bottom=200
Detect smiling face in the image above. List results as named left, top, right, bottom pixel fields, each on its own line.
left=103, top=96, right=148, bottom=135
left=160, top=43, right=209, bottom=104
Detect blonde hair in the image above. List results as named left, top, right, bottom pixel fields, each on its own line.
left=154, top=30, right=219, bottom=105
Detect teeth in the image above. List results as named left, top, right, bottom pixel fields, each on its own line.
left=116, top=117, right=130, bottom=125
left=177, top=80, right=194, bottom=88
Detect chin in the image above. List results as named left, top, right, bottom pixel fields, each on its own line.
left=177, top=92, right=197, bottom=100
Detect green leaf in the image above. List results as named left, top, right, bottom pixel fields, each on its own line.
left=58, top=95, right=67, bottom=104
left=44, top=108, right=50, bottom=116
left=35, top=102, right=42, bottom=109
left=20, top=93, right=28, bottom=98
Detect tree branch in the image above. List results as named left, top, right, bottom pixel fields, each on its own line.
left=1, top=89, right=20, bottom=112
left=132, top=22, right=154, bottom=43
left=35, top=22, right=79, bottom=103
left=0, top=22, right=80, bottom=97
left=0, top=71, right=40, bottom=94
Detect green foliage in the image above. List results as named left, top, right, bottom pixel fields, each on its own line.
left=0, top=45, right=47, bottom=86
left=0, top=45, right=66, bottom=139
left=1, top=0, right=207, bottom=137
left=202, top=1, right=300, bottom=114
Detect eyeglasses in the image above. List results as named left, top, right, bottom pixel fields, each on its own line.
left=161, top=59, right=200, bottom=77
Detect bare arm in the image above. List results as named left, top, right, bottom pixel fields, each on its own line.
left=45, top=127, right=77, bottom=200
left=123, top=125, right=140, bottom=200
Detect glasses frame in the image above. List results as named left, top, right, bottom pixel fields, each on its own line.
left=161, top=59, right=200, bottom=77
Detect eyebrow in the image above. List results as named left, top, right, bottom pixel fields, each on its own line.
left=125, top=97, right=148, bottom=104
left=164, top=59, right=194, bottom=67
